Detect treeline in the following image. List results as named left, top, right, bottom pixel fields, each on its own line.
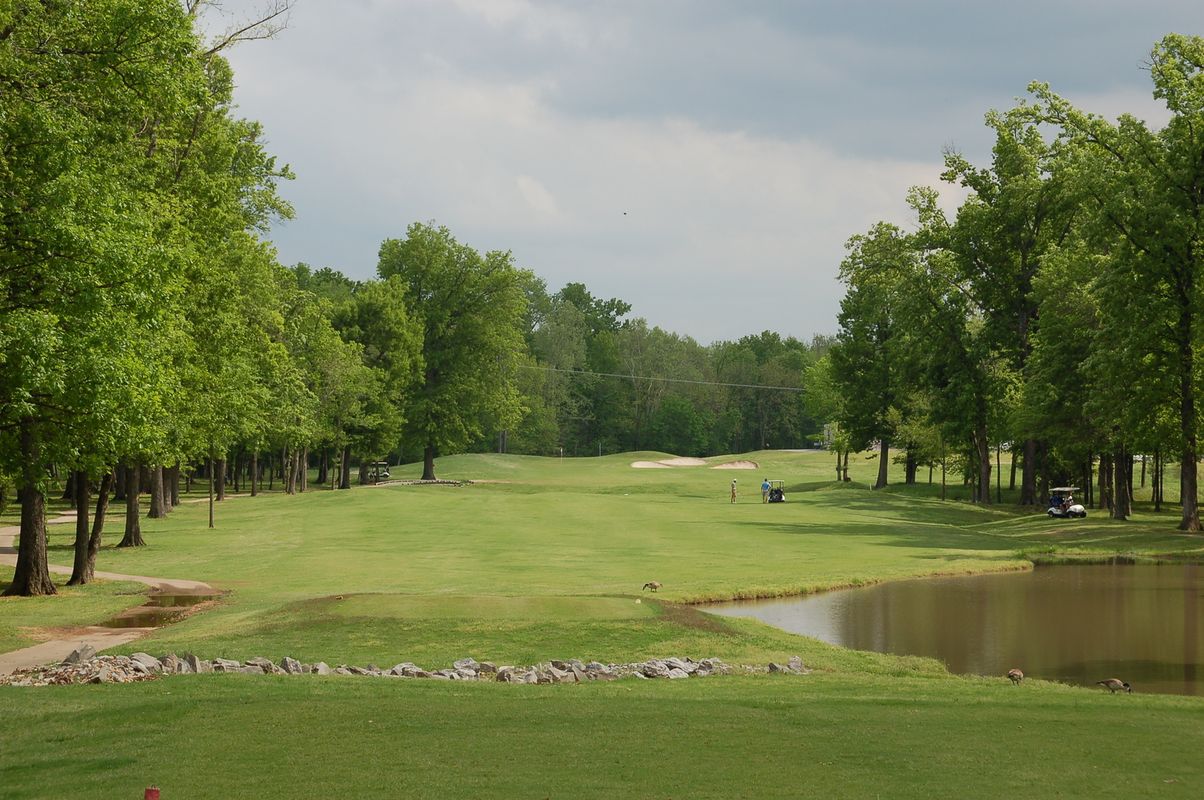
left=0, top=2, right=829, bottom=597
left=815, top=34, right=1204, bottom=532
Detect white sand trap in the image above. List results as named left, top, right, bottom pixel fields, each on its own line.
left=631, top=461, right=672, bottom=468
left=657, top=457, right=706, bottom=466
left=712, top=460, right=759, bottom=469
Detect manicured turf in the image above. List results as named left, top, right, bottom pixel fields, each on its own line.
left=2, top=450, right=1203, bottom=797
left=3, top=674, right=1201, bottom=799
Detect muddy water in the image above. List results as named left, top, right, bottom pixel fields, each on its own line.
left=98, top=594, right=218, bottom=629
left=707, top=564, right=1204, bottom=696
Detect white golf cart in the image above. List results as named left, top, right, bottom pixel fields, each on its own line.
left=1047, top=487, right=1087, bottom=519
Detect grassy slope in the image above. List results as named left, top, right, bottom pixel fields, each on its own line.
left=2, top=450, right=1203, bottom=798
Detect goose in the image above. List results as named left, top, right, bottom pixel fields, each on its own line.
left=642, top=581, right=662, bottom=592
left=1096, top=678, right=1132, bottom=694
left=1007, top=668, right=1024, bottom=685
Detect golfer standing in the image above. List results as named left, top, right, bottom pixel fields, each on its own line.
left=730, top=479, right=737, bottom=504
left=761, top=478, right=770, bottom=503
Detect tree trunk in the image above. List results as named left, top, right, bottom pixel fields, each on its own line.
left=422, top=444, right=437, bottom=481
left=169, top=463, right=180, bottom=508
left=1009, top=442, right=1018, bottom=491
left=974, top=423, right=992, bottom=505
left=299, top=448, right=308, bottom=492
left=118, top=464, right=145, bottom=547
left=904, top=448, right=917, bottom=485
left=83, top=471, right=113, bottom=584
left=835, top=449, right=841, bottom=480
left=873, top=439, right=889, bottom=489
left=1099, top=453, right=1113, bottom=513
left=1112, top=444, right=1130, bottom=520
left=841, top=449, right=850, bottom=482
left=996, top=442, right=1002, bottom=504
left=68, top=470, right=91, bottom=585
left=61, top=470, right=76, bottom=502
left=3, top=483, right=55, bottom=597
left=250, top=451, right=259, bottom=497
left=1154, top=449, right=1163, bottom=512
left=208, top=457, right=215, bottom=529
left=284, top=447, right=296, bottom=495
left=1176, top=299, right=1201, bottom=530
left=216, top=457, right=227, bottom=501
left=1141, top=454, right=1147, bottom=489
left=148, top=465, right=166, bottom=518
left=316, top=449, right=328, bottom=486
left=268, top=452, right=275, bottom=491
left=1020, top=438, right=1037, bottom=505
left=114, top=461, right=127, bottom=501
left=339, top=444, right=352, bottom=490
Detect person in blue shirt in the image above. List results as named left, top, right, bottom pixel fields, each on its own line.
left=761, top=478, right=771, bottom=503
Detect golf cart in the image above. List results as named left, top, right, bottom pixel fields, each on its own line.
left=768, top=480, right=786, bottom=503
left=1047, top=487, right=1087, bottom=518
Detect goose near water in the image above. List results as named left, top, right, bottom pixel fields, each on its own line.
left=1096, top=678, right=1132, bottom=694
left=1007, top=668, right=1024, bottom=685
left=642, top=581, right=662, bottom=592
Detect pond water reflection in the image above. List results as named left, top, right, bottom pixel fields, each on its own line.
left=706, top=564, right=1203, bottom=696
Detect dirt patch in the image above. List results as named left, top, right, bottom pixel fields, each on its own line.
left=631, top=461, right=672, bottom=469
left=650, top=599, right=740, bottom=636
left=711, top=460, right=759, bottom=470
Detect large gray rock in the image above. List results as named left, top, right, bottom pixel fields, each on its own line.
left=129, top=653, right=163, bottom=673
left=477, top=661, right=497, bottom=674
left=212, top=658, right=241, bottom=672
left=185, top=654, right=210, bottom=673
left=454, top=668, right=478, bottom=681
left=571, top=664, right=588, bottom=683
left=788, top=656, right=806, bottom=673
left=546, top=665, right=570, bottom=683
left=495, top=667, right=517, bottom=683
left=246, top=656, right=280, bottom=674
left=279, top=657, right=303, bottom=675
left=312, top=661, right=331, bottom=675
left=63, top=644, right=96, bottom=665
left=641, top=661, right=670, bottom=679
left=667, top=668, right=691, bottom=680
left=162, top=654, right=187, bottom=674
left=453, top=658, right=480, bottom=672
left=241, top=664, right=264, bottom=675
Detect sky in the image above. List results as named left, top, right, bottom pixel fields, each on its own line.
left=208, top=1, right=1196, bottom=344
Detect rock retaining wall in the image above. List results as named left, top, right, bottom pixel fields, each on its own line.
left=0, top=649, right=810, bottom=687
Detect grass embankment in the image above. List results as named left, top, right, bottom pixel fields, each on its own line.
left=4, top=675, right=1202, bottom=799
left=2, top=450, right=1203, bottom=798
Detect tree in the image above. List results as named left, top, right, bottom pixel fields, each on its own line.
left=1031, top=34, right=1204, bottom=530
left=0, top=0, right=206, bottom=594
left=378, top=223, right=527, bottom=480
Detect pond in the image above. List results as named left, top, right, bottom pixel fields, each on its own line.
left=706, top=564, right=1203, bottom=696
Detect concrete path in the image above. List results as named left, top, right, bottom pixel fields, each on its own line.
left=1, top=512, right=217, bottom=675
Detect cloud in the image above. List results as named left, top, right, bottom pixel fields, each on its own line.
left=216, top=0, right=1201, bottom=342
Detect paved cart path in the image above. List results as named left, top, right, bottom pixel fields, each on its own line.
left=0, top=513, right=216, bottom=675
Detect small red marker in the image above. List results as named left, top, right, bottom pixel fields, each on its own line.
left=145, top=787, right=160, bottom=800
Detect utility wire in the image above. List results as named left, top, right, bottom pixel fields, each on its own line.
left=516, top=363, right=805, bottom=393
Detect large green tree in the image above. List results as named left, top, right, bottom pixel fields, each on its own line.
left=1032, top=33, right=1204, bottom=531
left=378, top=223, right=527, bottom=480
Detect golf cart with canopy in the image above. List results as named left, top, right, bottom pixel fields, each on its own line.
left=1047, top=487, right=1087, bottom=518
left=768, top=480, right=786, bottom=503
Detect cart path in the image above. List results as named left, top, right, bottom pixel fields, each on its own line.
left=1, top=513, right=217, bottom=675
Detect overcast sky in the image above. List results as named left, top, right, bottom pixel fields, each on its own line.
left=210, top=1, right=1194, bottom=343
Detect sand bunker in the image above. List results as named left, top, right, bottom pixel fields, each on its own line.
left=711, top=460, right=759, bottom=470
left=630, top=457, right=707, bottom=469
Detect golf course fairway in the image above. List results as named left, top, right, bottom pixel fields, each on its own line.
left=2, top=450, right=1202, bottom=798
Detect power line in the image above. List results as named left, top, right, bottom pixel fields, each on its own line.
left=516, top=363, right=805, bottom=393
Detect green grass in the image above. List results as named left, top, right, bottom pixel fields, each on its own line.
left=2, top=449, right=1203, bottom=798
left=3, top=674, right=1201, bottom=799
